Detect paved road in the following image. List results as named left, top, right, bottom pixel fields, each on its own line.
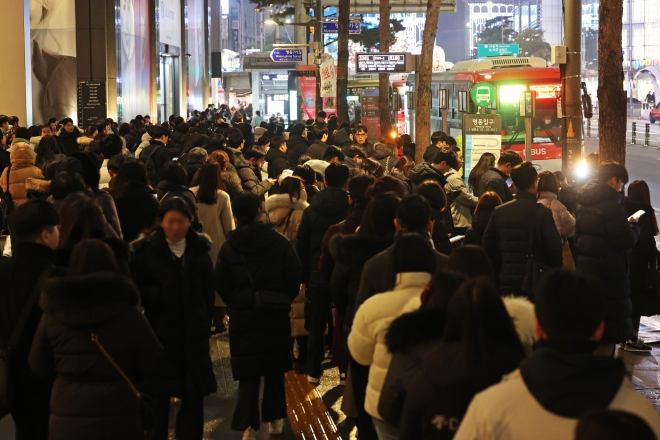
left=584, top=117, right=660, bottom=211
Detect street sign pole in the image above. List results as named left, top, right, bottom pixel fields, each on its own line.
left=315, top=0, right=323, bottom=116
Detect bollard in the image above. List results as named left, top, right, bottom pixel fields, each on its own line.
left=587, top=119, right=591, bottom=138
left=632, top=122, right=636, bottom=144
left=646, top=123, right=650, bottom=147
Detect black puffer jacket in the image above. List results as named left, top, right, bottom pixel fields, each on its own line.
left=330, top=233, right=393, bottom=332
left=423, top=144, right=439, bottom=163
left=483, top=190, right=563, bottom=293
left=373, top=142, right=398, bottom=175
left=307, top=141, right=330, bottom=160
left=221, top=170, right=243, bottom=201
left=266, top=146, right=290, bottom=180
left=286, top=134, right=312, bottom=166
left=575, top=180, right=639, bottom=343
left=477, top=168, right=513, bottom=202
left=113, top=180, right=159, bottom=243
left=332, top=128, right=354, bottom=155
left=215, top=222, right=303, bottom=379
left=625, top=200, right=660, bottom=317
left=129, top=228, right=217, bottom=397
left=409, top=162, right=447, bottom=194
left=29, top=273, right=163, bottom=440
left=167, top=126, right=189, bottom=157
left=184, top=157, right=206, bottom=186
left=379, top=307, right=448, bottom=428
left=139, top=140, right=173, bottom=179
left=296, top=188, right=350, bottom=287
left=464, top=210, right=494, bottom=246
left=57, top=128, right=82, bottom=156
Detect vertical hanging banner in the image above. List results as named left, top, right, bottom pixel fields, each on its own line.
left=320, top=58, right=336, bottom=97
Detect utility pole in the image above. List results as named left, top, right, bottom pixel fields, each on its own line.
left=562, top=0, right=584, bottom=177
left=315, top=0, right=323, bottom=116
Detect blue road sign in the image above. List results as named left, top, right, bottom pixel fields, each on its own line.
left=270, top=49, right=304, bottom=62
left=321, top=21, right=361, bottom=34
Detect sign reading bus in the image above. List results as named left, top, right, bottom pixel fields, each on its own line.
left=471, top=82, right=496, bottom=107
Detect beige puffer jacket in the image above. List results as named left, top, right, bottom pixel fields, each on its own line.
left=265, top=191, right=309, bottom=241
left=0, top=143, right=44, bottom=207
left=537, top=191, right=576, bottom=240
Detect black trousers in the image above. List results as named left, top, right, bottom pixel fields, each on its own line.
left=231, top=374, right=287, bottom=431
left=306, top=286, right=333, bottom=379
left=152, top=376, right=205, bottom=440
left=350, top=358, right=378, bottom=440
left=12, top=393, right=50, bottom=440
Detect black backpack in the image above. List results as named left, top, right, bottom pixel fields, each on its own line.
left=139, top=144, right=162, bottom=187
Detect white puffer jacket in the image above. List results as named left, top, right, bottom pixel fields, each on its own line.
left=348, top=272, right=432, bottom=420
left=537, top=191, right=576, bottom=240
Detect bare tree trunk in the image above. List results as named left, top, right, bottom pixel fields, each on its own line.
left=337, top=0, right=350, bottom=125
left=598, top=0, right=626, bottom=165
left=379, top=1, right=392, bottom=137
left=415, top=0, right=441, bottom=164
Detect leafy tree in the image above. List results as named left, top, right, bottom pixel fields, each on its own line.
left=474, top=19, right=551, bottom=61
left=514, top=28, right=551, bottom=60
left=349, top=19, right=405, bottom=50
left=477, top=18, right=516, bottom=45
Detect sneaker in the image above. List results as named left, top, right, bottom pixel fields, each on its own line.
left=268, top=418, right=285, bottom=434
left=339, top=373, right=346, bottom=386
left=624, top=338, right=652, bottom=353
left=242, top=427, right=257, bottom=440
left=307, top=375, right=320, bottom=385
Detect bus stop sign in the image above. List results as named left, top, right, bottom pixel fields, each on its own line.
left=471, top=82, right=495, bottom=107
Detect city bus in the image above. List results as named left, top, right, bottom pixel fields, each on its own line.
left=347, top=74, right=407, bottom=139
left=406, top=56, right=564, bottom=172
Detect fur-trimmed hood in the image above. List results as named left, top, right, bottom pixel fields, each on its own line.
left=76, top=136, right=94, bottom=145
left=265, top=192, right=309, bottom=227
left=10, top=143, right=37, bottom=167
left=25, top=177, right=51, bottom=194
left=502, top=295, right=536, bottom=356
left=40, top=272, right=141, bottom=327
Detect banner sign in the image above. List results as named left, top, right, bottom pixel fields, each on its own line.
left=320, top=58, right=337, bottom=97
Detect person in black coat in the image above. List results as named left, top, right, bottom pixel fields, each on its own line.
left=57, top=118, right=82, bottom=156
left=29, top=239, right=163, bottom=440
left=624, top=182, right=659, bottom=352
left=167, top=122, right=189, bottom=157
left=477, top=151, right=523, bottom=203
left=215, top=192, right=303, bottom=437
left=575, top=162, right=639, bottom=345
left=183, top=147, right=208, bottom=186
left=130, top=198, right=217, bottom=440
left=464, top=191, right=502, bottom=246
left=296, top=163, right=350, bottom=383
left=266, top=136, right=290, bottom=182
left=109, top=159, right=160, bottom=243
left=483, top=163, right=562, bottom=296
left=0, top=200, right=60, bottom=439
left=138, top=125, right=173, bottom=180
left=286, top=123, right=312, bottom=166
left=408, top=154, right=449, bottom=195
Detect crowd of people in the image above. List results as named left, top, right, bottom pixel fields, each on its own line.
left=1, top=109, right=660, bottom=440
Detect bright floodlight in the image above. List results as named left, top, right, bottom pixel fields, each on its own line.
left=575, top=159, right=589, bottom=179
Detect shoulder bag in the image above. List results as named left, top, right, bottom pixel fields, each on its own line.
left=0, top=267, right=52, bottom=418
left=90, top=332, right=156, bottom=437
left=240, top=254, right=292, bottom=310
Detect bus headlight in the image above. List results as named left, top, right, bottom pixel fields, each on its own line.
left=575, top=159, right=588, bottom=179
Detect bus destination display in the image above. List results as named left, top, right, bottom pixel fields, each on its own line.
left=356, top=53, right=407, bottom=73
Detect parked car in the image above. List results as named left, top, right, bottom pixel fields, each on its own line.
left=650, top=103, right=660, bottom=123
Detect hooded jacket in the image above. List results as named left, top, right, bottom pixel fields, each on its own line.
left=29, top=273, right=163, bottom=440
left=190, top=186, right=235, bottom=266
left=286, top=133, right=312, bottom=166
left=266, top=146, right=290, bottom=181
left=333, top=128, right=355, bottom=154
left=575, top=180, right=639, bottom=343
left=307, top=140, right=330, bottom=160
left=215, top=222, right=303, bottom=379
left=483, top=190, right=563, bottom=294
left=624, top=199, right=660, bottom=317
left=56, top=127, right=82, bottom=156
left=373, top=142, right=398, bottom=175
left=134, top=132, right=152, bottom=157
left=423, top=144, right=440, bottom=163
left=221, top=170, right=243, bottom=201
left=295, top=187, right=350, bottom=286
left=464, top=209, right=493, bottom=246
left=113, top=180, right=159, bottom=243
left=478, top=168, right=513, bottom=202
left=234, top=154, right=273, bottom=197
left=409, top=162, right=447, bottom=194
left=183, top=156, right=206, bottom=186
left=0, top=143, right=44, bottom=206
left=444, top=169, right=478, bottom=229
left=537, top=191, right=576, bottom=240
left=129, top=228, right=217, bottom=397
left=140, top=140, right=173, bottom=179
left=265, top=191, right=309, bottom=241
left=348, top=272, right=433, bottom=420
left=454, top=343, right=660, bottom=440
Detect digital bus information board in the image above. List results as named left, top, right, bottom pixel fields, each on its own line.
left=356, top=53, right=408, bottom=73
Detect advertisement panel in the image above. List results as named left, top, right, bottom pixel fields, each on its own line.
left=159, top=0, right=181, bottom=48
left=186, top=0, right=205, bottom=112
left=117, top=0, right=152, bottom=122
left=30, top=0, right=78, bottom=124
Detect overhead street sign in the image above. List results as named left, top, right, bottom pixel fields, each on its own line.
left=270, top=49, right=304, bottom=62
left=477, top=44, right=520, bottom=57
left=356, top=53, right=408, bottom=73
left=322, top=21, right=361, bottom=34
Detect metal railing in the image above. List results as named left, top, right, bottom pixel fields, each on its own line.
left=584, top=118, right=660, bottom=148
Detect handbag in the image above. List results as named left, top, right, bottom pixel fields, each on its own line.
left=0, top=267, right=52, bottom=418
left=90, top=332, right=156, bottom=438
left=240, top=254, right=292, bottom=310
left=0, top=165, right=13, bottom=234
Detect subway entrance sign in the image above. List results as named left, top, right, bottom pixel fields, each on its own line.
left=270, top=49, right=304, bottom=62
left=471, top=82, right=496, bottom=106
left=477, top=44, right=520, bottom=58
